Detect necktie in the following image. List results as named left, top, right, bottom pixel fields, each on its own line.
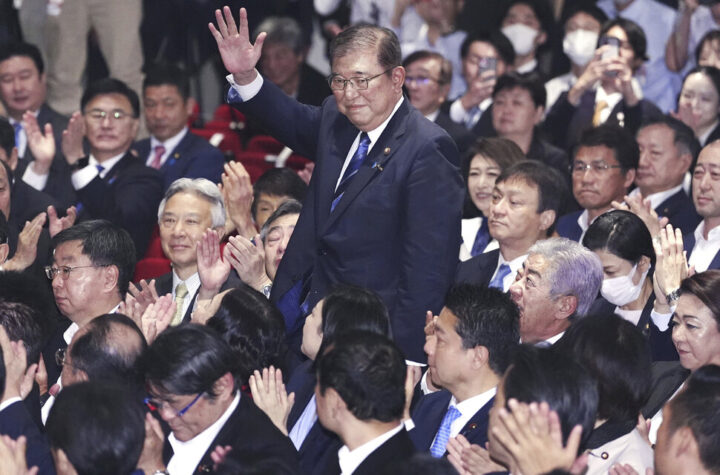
left=171, top=282, right=188, bottom=326
left=95, top=164, right=105, bottom=176
left=592, top=100, right=608, bottom=127
left=470, top=219, right=490, bottom=257
left=464, top=107, right=481, bottom=130
left=489, top=263, right=511, bottom=290
left=430, top=405, right=461, bottom=457
left=150, top=144, right=166, bottom=169
left=12, top=122, right=23, bottom=151
left=331, top=133, right=371, bottom=212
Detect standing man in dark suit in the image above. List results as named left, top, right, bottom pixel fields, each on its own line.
left=133, top=63, right=225, bottom=191
left=211, top=7, right=464, bottom=361
left=410, top=284, right=519, bottom=456
left=687, top=141, right=720, bottom=272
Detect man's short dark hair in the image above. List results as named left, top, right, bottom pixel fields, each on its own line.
left=255, top=16, right=308, bottom=55
left=0, top=300, right=43, bottom=367
left=260, top=198, right=302, bottom=242
left=460, top=32, right=515, bottom=66
left=555, top=313, right=651, bottom=424
left=500, top=0, right=554, bottom=36
left=206, top=284, right=287, bottom=385
left=0, top=271, right=60, bottom=341
left=496, top=160, right=567, bottom=235
left=600, top=18, right=648, bottom=63
left=52, top=220, right=136, bottom=295
left=575, top=124, right=639, bottom=172
left=561, top=2, right=607, bottom=31
left=0, top=42, right=44, bottom=74
left=493, top=72, right=546, bottom=108
left=69, top=314, right=147, bottom=388
left=46, top=381, right=145, bottom=475
left=316, top=331, right=405, bottom=422
left=329, top=24, right=401, bottom=71
left=402, top=50, right=453, bottom=85
left=81, top=78, right=140, bottom=118
left=142, top=324, right=239, bottom=397
left=0, top=117, right=14, bottom=157
left=252, top=168, right=307, bottom=220
left=143, top=62, right=190, bottom=100
left=503, top=346, right=598, bottom=453
left=444, top=284, right=519, bottom=375
left=639, top=116, right=701, bottom=163
left=667, top=365, right=720, bottom=473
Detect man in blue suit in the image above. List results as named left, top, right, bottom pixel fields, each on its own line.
left=210, top=7, right=464, bottom=361
left=133, top=63, right=225, bottom=190
left=410, top=284, right=519, bottom=457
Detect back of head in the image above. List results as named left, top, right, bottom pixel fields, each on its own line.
left=576, top=124, right=639, bottom=172
left=143, top=62, right=190, bottom=100
left=81, top=78, right=140, bottom=117
left=583, top=209, right=655, bottom=267
left=0, top=271, right=59, bottom=341
left=329, top=23, right=401, bottom=70
left=493, top=72, right=546, bottom=109
left=206, top=284, right=287, bottom=385
left=69, top=313, right=147, bottom=388
left=52, top=220, right=136, bottom=295
left=528, top=238, right=603, bottom=316
left=555, top=313, right=651, bottom=423
left=444, top=284, right=520, bottom=376
left=0, top=300, right=43, bottom=367
left=680, top=270, right=720, bottom=329
left=142, top=324, right=238, bottom=397
left=316, top=331, right=405, bottom=422
left=321, top=284, right=391, bottom=343
left=503, top=345, right=598, bottom=451
left=639, top=115, right=701, bottom=163
left=252, top=168, right=307, bottom=219
left=46, top=381, right=145, bottom=475
left=0, top=42, right=44, bottom=74
left=667, top=364, right=720, bottom=473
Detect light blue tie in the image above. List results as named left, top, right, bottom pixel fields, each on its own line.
left=489, top=263, right=511, bottom=290
left=430, top=405, right=461, bottom=457
left=13, top=122, right=23, bottom=152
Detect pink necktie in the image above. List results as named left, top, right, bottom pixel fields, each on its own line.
left=150, top=144, right=166, bottom=169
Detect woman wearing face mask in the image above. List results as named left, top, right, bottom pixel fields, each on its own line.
left=499, top=0, right=555, bottom=78
left=460, top=137, right=525, bottom=261
left=583, top=210, right=678, bottom=361
left=545, top=4, right=608, bottom=112
left=676, top=66, right=720, bottom=146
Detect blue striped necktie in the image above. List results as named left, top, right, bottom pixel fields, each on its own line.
left=430, top=405, right=461, bottom=457
left=331, top=132, right=371, bottom=212
left=489, top=263, right=511, bottom=290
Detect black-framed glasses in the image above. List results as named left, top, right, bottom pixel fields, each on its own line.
left=44, top=265, right=109, bottom=280
left=86, top=109, right=133, bottom=121
left=327, top=67, right=394, bottom=91
left=570, top=162, right=623, bottom=174
left=144, top=392, right=205, bottom=418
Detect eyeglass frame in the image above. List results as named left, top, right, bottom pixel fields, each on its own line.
left=55, top=347, right=80, bottom=370
left=403, top=75, right=443, bottom=86
left=144, top=392, right=205, bottom=418
left=44, top=264, right=110, bottom=280
left=327, top=67, right=395, bottom=91
left=569, top=161, right=624, bottom=174
left=85, top=109, right=135, bottom=121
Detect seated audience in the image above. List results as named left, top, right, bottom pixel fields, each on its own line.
left=499, top=0, right=555, bottom=77
left=133, top=63, right=225, bottom=190
left=696, top=29, right=720, bottom=69
left=687, top=140, right=720, bottom=272
left=676, top=66, right=720, bottom=147
left=251, top=167, right=307, bottom=232
left=665, top=0, right=720, bottom=72
left=557, top=124, right=637, bottom=243
left=456, top=160, right=566, bottom=292
left=410, top=284, right=519, bottom=456
left=460, top=137, right=524, bottom=261
left=585, top=210, right=677, bottom=361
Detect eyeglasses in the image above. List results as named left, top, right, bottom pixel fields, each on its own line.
left=44, top=265, right=109, bottom=280
left=570, top=162, right=624, bottom=174
left=404, top=76, right=441, bottom=86
left=55, top=348, right=68, bottom=367
left=328, top=67, right=394, bottom=91
left=144, top=392, right=205, bottom=418
left=86, top=109, right=133, bottom=121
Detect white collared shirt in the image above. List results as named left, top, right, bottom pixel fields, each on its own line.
left=629, top=184, right=684, bottom=212
left=168, top=393, right=241, bottom=475
left=516, top=58, right=538, bottom=74
left=337, top=423, right=404, bottom=475
left=492, top=252, right=527, bottom=292
left=688, top=221, right=720, bottom=273
left=424, top=110, right=440, bottom=122
left=698, top=119, right=719, bottom=147
left=448, top=97, right=492, bottom=128
left=147, top=127, right=188, bottom=168
left=71, top=152, right=126, bottom=190
left=171, top=270, right=201, bottom=319
left=545, top=72, right=577, bottom=111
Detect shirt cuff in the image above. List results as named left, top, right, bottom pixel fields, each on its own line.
left=419, top=369, right=440, bottom=396
left=651, top=307, right=674, bottom=332
left=71, top=164, right=99, bottom=190
left=226, top=72, right=264, bottom=103
left=449, top=98, right=470, bottom=124
left=22, top=163, right=50, bottom=190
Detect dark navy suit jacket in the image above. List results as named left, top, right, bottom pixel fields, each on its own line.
left=455, top=249, right=500, bottom=286
left=0, top=400, right=55, bottom=474
left=317, top=428, right=416, bottom=475
left=683, top=229, right=720, bottom=271
left=655, top=190, right=701, bottom=237
left=434, top=111, right=475, bottom=155
left=556, top=210, right=584, bottom=242
left=232, top=80, right=464, bottom=362
left=409, top=389, right=493, bottom=454
left=132, top=130, right=225, bottom=191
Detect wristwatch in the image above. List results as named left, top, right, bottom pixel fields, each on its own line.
left=666, top=288, right=681, bottom=304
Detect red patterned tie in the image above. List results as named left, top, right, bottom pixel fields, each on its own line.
left=150, top=144, right=166, bottom=169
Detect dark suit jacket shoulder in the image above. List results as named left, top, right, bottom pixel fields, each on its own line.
left=642, top=361, right=689, bottom=419
left=556, top=210, right=584, bottom=242
left=0, top=400, right=55, bottom=474
left=527, top=134, right=569, bottom=175
left=355, top=429, right=416, bottom=475
left=434, top=111, right=475, bottom=155
left=455, top=249, right=500, bottom=286
left=655, top=190, right=701, bottom=237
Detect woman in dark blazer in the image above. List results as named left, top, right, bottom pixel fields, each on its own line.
left=676, top=66, right=720, bottom=147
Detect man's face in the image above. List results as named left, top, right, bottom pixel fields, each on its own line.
left=604, top=25, right=637, bottom=65
left=51, top=240, right=109, bottom=323
left=636, top=124, right=691, bottom=196
left=301, top=300, right=324, bottom=360
left=314, top=383, right=337, bottom=433
left=0, top=55, right=46, bottom=119
left=654, top=403, right=689, bottom=475
left=0, top=164, right=11, bottom=220
left=692, top=144, right=720, bottom=222
left=461, top=41, right=506, bottom=85
left=144, top=84, right=192, bottom=142
left=489, top=178, right=549, bottom=249
left=84, top=93, right=139, bottom=160
left=423, top=307, right=474, bottom=393
left=492, top=87, right=543, bottom=137
left=159, top=192, right=215, bottom=277
left=258, top=42, right=303, bottom=92
left=509, top=253, right=561, bottom=343
left=331, top=50, right=404, bottom=132
left=404, top=56, right=449, bottom=116
left=149, top=387, right=225, bottom=442
left=572, top=145, right=634, bottom=214
left=264, top=213, right=299, bottom=280
left=254, top=193, right=290, bottom=230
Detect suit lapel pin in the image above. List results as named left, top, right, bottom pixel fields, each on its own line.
left=383, top=147, right=391, bottom=155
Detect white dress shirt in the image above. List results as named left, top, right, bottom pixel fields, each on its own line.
left=147, top=127, right=188, bottom=168
left=459, top=217, right=498, bottom=262
left=629, top=184, right=684, bottom=211
left=71, top=152, right=125, bottom=190
left=337, top=423, right=404, bottom=475
left=449, top=97, right=492, bottom=129
left=545, top=72, right=577, bottom=111
left=688, top=221, right=720, bottom=273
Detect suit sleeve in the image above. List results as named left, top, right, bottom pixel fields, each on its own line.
left=183, top=142, right=225, bottom=184
left=0, top=401, right=55, bottom=474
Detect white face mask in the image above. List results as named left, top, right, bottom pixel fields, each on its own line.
left=563, top=29, right=599, bottom=67
left=601, top=263, right=649, bottom=307
left=501, top=23, right=539, bottom=57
